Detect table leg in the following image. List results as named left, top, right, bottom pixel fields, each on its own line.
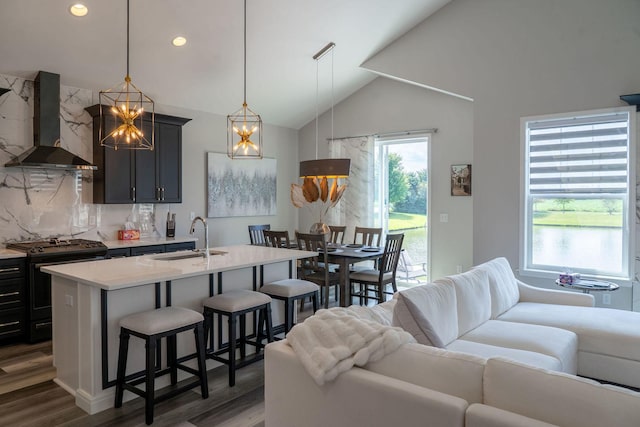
left=338, top=259, right=350, bottom=307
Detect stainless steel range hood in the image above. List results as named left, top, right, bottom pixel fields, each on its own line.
left=4, top=71, right=96, bottom=171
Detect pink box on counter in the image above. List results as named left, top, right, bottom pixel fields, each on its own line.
left=118, top=229, right=140, bottom=240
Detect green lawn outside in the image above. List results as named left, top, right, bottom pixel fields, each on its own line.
left=389, top=212, right=426, bottom=231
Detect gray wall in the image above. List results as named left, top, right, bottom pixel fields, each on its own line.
left=298, top=77, right=474, bottom=280
left=356, top=0, right=640, bottom=308
left=157, top=103, right=300, bottom=248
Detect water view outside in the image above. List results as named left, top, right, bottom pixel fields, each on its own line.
left=532, top=226, right=622, bottom=274
left=529, top=198, right=625, bottom=276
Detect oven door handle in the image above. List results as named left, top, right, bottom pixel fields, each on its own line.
left=33, top=256, right=105, bottom=270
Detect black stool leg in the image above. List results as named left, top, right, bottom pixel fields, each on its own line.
left=239, top=314, right=247, bottom=360
left=228, top=314, right=237, bottom=387
left=194, top=322, right=209, bottom=399
left=114, top=329, right=130, bottom=408
left=265, top=303, right=274, bottom=343
left=168, top=334, right=177, bottom=385
left=312, top=291, right=319, bottom=313
left=257, top=309, right=265, bottom=344
left=285, top=298, right=294, bottom=334
left=145, top=337, right=157, bottom=425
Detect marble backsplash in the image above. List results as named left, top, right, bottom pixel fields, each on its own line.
left=0, top=73, right=167, bottom=247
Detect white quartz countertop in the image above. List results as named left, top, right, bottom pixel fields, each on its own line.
left=103, top=236, right=198, bottom=249
left=0, top=249, right=26, bottom=260
left=42, top=244, right=315, bottom=291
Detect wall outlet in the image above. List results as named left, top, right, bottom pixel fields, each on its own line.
left=65, top=294, right=73, bottom=307
left=190, top=212, right=195, bottom=221
left=456, top=265, right=463, bottom=273
left=602, top=293, right=611, bottom=305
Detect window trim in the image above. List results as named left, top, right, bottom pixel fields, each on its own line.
left=519, top=106, right=636, bottom=283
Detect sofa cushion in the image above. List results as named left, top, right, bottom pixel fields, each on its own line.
left=446, top=340, right=562, bottom=372
left=458, top=319, right=578, bottom=374
left=483, top=357, right=640, bottom=427
left=392, top=282, right=458, bottom=347
left=498, top=302, right=640, bottom=362
left=436, top=269, right=491, bottom=336
left=366, top=342, right=486, bottom=404
left=472, top=257, right=519, bottom=318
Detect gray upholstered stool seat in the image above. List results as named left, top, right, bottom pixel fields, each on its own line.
left=203, top=289, right=271, bottom=312
left=202, top=290, right=274, bottom=387
left=120, top=306, right=204, bottom=335
left=259, top=279, right=319, bottom=336
left=115, top=306, right=208, bottom=425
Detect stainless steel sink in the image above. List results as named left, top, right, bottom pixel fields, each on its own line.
left=152, top=250, right=227, bottom=261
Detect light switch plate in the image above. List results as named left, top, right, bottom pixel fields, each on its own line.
left=439, top=213, right=449, bottom=223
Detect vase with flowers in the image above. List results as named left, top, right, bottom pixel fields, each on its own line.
left=290, top=176, right=347, bottom=235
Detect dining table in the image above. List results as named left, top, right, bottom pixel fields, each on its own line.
left=321, top=243, right=385, bottom=307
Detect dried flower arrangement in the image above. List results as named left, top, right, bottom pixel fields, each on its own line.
left=290, top=177, right=347, bottom=224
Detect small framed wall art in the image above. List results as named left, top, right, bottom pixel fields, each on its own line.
left=451, top=164, right=471, bottom=196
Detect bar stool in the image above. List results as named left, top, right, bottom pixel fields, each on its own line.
left=259, top=279, right=319, bottom=335
left=115, top=306, right=209, bottom=425
left=202, top=290, right=274, bottom=386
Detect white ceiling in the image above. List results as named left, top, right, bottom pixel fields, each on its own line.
left=0, top=0, right=449, bottom=129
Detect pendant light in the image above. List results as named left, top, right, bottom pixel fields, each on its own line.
left=227, top=0, right=263, bottom=159
left=98, top=0, right=154, bottom=151
left=299, top=42, right=350, bottom=178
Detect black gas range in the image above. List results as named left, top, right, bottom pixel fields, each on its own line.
left=6, top=238, right=108, bottom=342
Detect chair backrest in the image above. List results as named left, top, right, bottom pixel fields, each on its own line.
left=295, top=231, right=329, bottom=277
left=328, top=225, right=346, bottom=244
left=263, top=230, right=292, bottom=248
left=379, top=233, right=405, bottom=279
left=354, top=226, right=382, bottom=246
left=248, top=224, right=270, bottom=245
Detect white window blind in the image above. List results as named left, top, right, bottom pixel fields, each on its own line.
left=527, top=112, right=630, bottom=195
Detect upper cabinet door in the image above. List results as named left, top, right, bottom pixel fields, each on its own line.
left=157, top=122, right=182, bottom=203
left=134, top=120, right=159, bottom=203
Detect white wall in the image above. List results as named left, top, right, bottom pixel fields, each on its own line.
left=156, top=103, right=300, bottom=248
left=360, top=0, right=640, bottom=308
left=298, top=77, right=474, bottom=280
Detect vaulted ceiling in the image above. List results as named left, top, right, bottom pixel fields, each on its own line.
left=0, top=0, right=450, bottom=129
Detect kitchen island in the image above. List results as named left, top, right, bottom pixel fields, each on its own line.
left=42, top=244, right=314, bottom=415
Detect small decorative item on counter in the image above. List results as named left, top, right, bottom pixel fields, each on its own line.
left=558, top=270, right=580, bottom=284
left=118, top=229, right=140, bottom=240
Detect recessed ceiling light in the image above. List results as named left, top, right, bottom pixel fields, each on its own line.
left=172, top=36, right=187, bottom=47
left=69, top=3, right=88, bottom=17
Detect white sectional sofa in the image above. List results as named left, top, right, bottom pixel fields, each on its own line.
left=265, top=257, right=640, bottom=427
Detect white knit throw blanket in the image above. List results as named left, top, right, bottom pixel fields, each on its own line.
left=286, top=307, right=416, bottom=386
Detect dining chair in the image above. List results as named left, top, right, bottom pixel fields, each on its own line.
left=295, top=231, right=341, bottom=308
left=263, top=230, right=294, bottom=248
left=349, top=233, right=404, bottom=305
left=353, top=226, right=382, bottom=247
left=328, top=225, right=346, bottom=244
left=248, top=224, right=270, bottom=246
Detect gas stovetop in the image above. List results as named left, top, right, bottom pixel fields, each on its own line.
left=7, top=238, right=108, bottom=257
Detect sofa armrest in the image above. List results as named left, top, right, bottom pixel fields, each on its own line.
left=265, top=340, right=468, bottom=427
left=517, top=280, right=594, bottom=307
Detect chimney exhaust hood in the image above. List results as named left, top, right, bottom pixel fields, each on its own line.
left=4, top=71, right=97, bottom=171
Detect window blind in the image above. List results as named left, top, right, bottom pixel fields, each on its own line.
left=527, top=111, right=630, bottom=194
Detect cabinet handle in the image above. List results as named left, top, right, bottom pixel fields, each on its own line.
left=0, top=321, right=19, bottom=328
left=131, top=186, right=136, bottom=201
left=0, top=291, right=20, bottom=298
left=0, top=267, right=20, bottom=273
left=161, top=187, right=165, bottom=201
left=35, top=321, right=52, bottom=329
left=156, top=187, right=161, bottom=201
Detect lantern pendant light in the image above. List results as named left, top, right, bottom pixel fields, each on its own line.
left=99, top=0, right=155, bottom=151
left=227, top=0, right=263, bottom=159
left=299, top=42, right=350, bottom=179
